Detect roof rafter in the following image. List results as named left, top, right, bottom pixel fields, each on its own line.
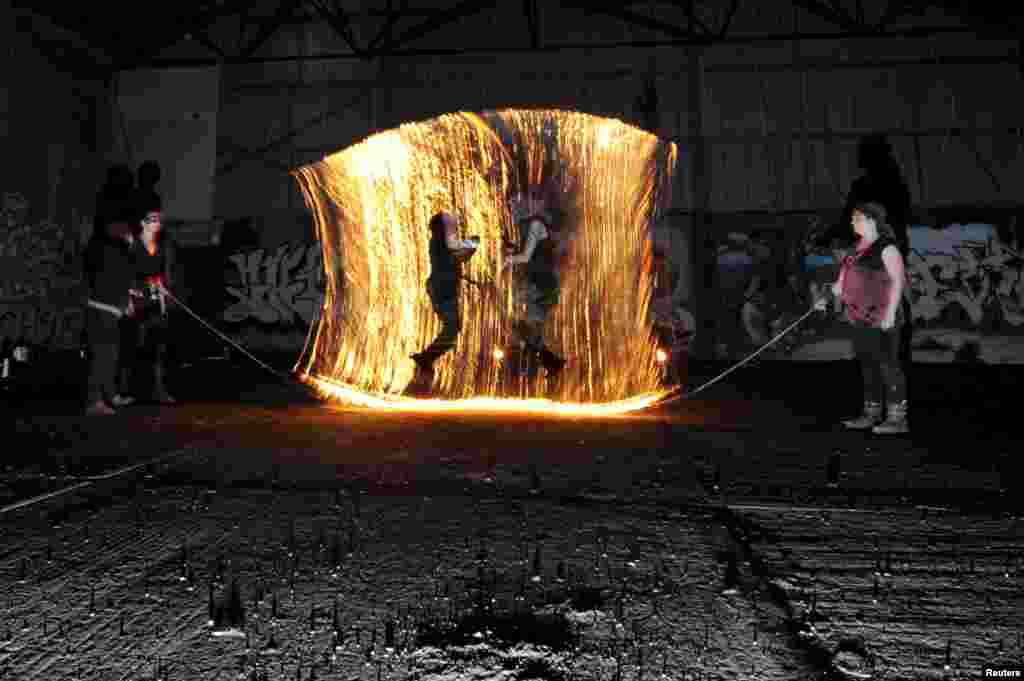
left=562, top=0, right=701, bottom=40
left=378, top=0, right=497, bottom=56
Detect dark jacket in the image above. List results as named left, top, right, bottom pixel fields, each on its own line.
left=427, top=230, right=460, bottom=302
left=84, top=236, right=136, bottom=309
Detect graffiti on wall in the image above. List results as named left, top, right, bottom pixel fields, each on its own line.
left=224, top=242, right=324, bottom=327
left=1, top=191, right=84, bottom=347
left=0, top=303, right=85, bottom=348
left=710, top=208, right=1024, bottom=363
left=906, top=223, right=1024, bottom=363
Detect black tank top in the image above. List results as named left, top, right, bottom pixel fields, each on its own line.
left=428, top=231, right=460, bottom=300
left=516, top=215, right=557, bottom=290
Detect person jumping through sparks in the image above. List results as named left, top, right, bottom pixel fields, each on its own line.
left=406, top=211, right=479, bottom=397
left=502, top=190, right=567, bottom=378
left=815, top=201, right=911, bottom=434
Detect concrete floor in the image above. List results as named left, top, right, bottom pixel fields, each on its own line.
left=1, top=358, right=1020, bottom=679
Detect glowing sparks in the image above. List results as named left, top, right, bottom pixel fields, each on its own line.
left=304, top=373, right=670, bottom=416
left=292, top=109, right=677, bottom=415
left=656, top=348, right=669, bottom=364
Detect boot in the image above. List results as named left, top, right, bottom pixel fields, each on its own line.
left=841, top=401, right=882, bottom=430
left=152, top=364, right=176, bottom=405
left=85, top=400, right=117, bottom=416
left=404, top=353, right=436, bottom=397
left=410, top=352, right=435, bottom=374
left=872, top=400, right=909, bottom=435
left=113, top=367, right=135, bottom=406
left=537, top=347, right=566, bottom=377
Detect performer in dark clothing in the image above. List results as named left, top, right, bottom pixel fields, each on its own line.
left=815, top=202, right=910, bottom=434
left=842, top=135, right=912, bottom=256
left=406, top=211, right=478, bottom=396
left=93, top=165, right=135, bottom=244
left=136, top=160, right=162, bottom=211
left=83, top=206, right=138, bottom=416
left=122, top=195, right=177, bottom=404
left=503, top=191, right=566, bottom=376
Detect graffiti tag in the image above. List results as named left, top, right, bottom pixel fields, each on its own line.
left=224, top=243, right=324, bottom=326
left=0, top=302, right=84, bottom=348
left=907, top=237, right=1024, bottom=328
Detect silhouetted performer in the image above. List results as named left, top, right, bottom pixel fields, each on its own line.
left=406, top=211, right=478, bottom=397
left=84, top=168, right=139, bottom=416
left=503, top=190, right=566, bottom=377
left=136, top=160, right=162, bottom=215
left=93, top=165, right=135, bottom=246
left=816, top=202, right=910, bottom=434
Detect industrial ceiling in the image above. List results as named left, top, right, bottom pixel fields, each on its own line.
left=10, top=0, right=1021, bottom=77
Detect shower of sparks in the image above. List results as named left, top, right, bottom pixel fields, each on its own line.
left=305, top=373, right=668, bottom=416
left=292, top=109, right=677, bottom=414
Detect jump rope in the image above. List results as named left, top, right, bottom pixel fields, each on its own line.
left=159, top=275, right=830, bottom=409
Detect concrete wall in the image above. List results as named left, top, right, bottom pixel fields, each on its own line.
left=1, top=5, right=109, bottom=349
left=0, top=4, right=106, bottom=233
left=115, top=67, right=220, bottom=224
left=210, top=3, right=1021, bottom=239
left=110, top=3, right=1019, bottom=361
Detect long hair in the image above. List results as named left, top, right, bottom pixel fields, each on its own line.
left=853, top=201, right=896, bottom=241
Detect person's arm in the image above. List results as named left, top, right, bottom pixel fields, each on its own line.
left=834, top=262, right=847, bottom=298
left=880, top=244, right=905, bottom=329
left=503, top=219, right=547, bottom=268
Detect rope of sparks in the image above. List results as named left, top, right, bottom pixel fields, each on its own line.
left=291, top=109, right=677, bottom=415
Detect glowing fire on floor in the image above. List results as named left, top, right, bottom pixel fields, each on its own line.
left=292, top=109, right=677, bottom=415
left=304, top=372, right=669, bottom=416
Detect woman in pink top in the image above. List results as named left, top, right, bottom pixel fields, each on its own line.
left=815, top=202, right=910, bottom=434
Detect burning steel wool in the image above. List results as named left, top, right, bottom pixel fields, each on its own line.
left=292, top=109, right=677, bottom=414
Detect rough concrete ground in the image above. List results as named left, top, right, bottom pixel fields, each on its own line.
left=0, top=358, right=1021, bottom=680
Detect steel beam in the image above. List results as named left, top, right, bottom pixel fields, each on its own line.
left=716, top=0, right=741, bottom=38
left=240, top=0, right=300, bottom=58
left=117, top=0, right=253, bottom=70
left=11, top=12, right=109, bottom=78
left=307, top=0, right=368, bottom=58
left=215, top=89, right=369, bottom=178
left=378, top=0, right=497, bottom=55
left=523, top=0, right=540, bottom=50
left=368, top=8, right=405, bottom=51
left=562, top=1, right=699, bottom=40
left=130, top=23, right=979, bottom=68
left=683, top=0, right=713, bottom=36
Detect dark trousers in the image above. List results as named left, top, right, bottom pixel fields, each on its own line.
left=420, top=294, right=461, bottom=362
left=86, top=308, right=120, bottom=404
left=121, top=312, right=170, bottom=395
left=850, top=324, right=907, bottom=405
left=117, top=317, right=139, bottom=394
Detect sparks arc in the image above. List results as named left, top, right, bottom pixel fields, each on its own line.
left=291, top=109, right=678, bottom=415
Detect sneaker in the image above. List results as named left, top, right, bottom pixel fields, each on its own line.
left=410, top=352, right=434, bottom=373
left=402, top=371, right=434, bottom=398
left=85, top=401, right=117, bottom=416
left=112, top=394, right=136, bottom=407
left=538, top=348, right=567, bottom=377
left=872, top=401, right=909, bottom=435
left=841, top=402, right=882, bottom=430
